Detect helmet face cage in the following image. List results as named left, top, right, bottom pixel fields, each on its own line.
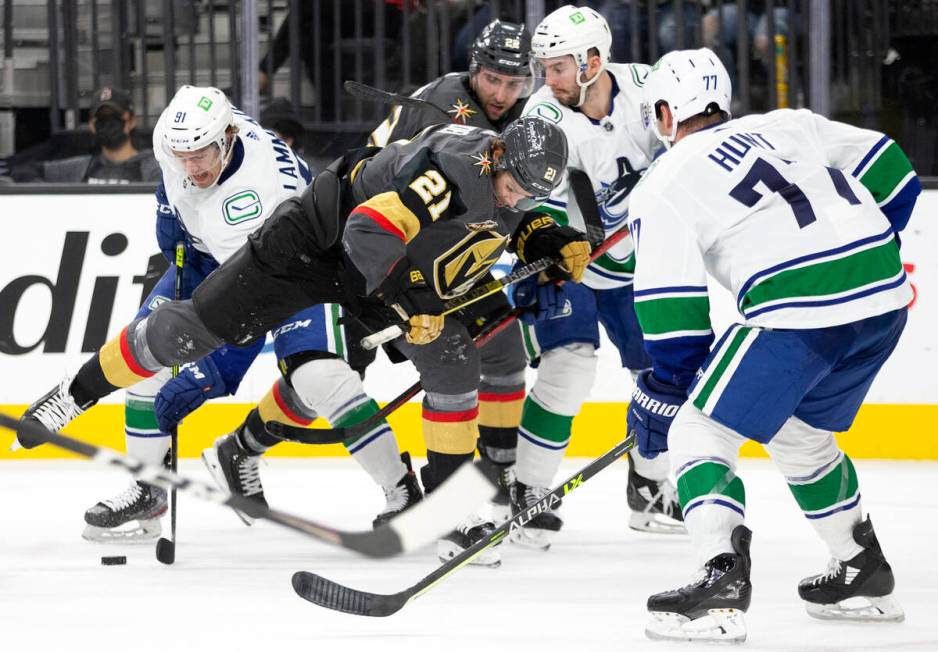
left=498, top=116, right=568, bottom=206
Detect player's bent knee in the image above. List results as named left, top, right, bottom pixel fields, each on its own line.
left=146, top=299, right=224, bottom=367
left=290, top=357, right=365, bottom=418
left=669, top=405, right=746, bottom=472
left=531, top=343, right=597, bottom=415
left=765, top=416, right=839, bottom=478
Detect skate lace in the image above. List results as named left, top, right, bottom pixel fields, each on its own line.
left=34, top=377, right=84, bottom=430
left=644, top=477, right=679, bottom=518
left=524, top=484, right=552, bottom=508
left=810, top=558, right=844, bottom=586
left=378, top=481, right=412, bottom=516
left=102, top=483, right=144, bottom=512
left=236, top=455, right=263, bottom=496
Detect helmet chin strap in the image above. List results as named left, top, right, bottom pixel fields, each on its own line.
left=573, top=62, right=605, bottom=108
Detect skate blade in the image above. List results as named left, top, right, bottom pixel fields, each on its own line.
left=629, top=510, right=687, bottom=535
left=646, top=608, right=747, bottom=644
left=82, top=520, right=162, bottom=544
left=201, top=449, right=255, bottom=526
left=805, top=595, right=905, bottom=623
left=437, top=540, right=501, bottom=568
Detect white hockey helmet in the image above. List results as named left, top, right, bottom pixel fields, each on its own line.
left=158, top=85, right=233, bottom=153
left=531, top=5, right=613, bottom=107
left=642, top=48, right=732, bottom=147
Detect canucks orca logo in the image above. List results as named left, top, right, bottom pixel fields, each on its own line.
left=595, top=156, right=645, bottom=228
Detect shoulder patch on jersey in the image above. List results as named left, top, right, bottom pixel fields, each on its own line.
left=448, top=98, right=477, bottom=124
left=528, top=102, right=563, bottom=124
left=222, top=190, right=263, bottom=224
left=470, top=150, right=494, bottom=176
left=629, top=64, right=649, bottom=88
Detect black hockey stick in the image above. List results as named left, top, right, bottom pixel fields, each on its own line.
left=0, top=413, right=497, bottom=558
left=291, top=432, right=637, bottom=616
left=265, top=306, right=524, bottom=446
left=344, top=80, right=452, bottom=121
left=156, top=242, right=184, bottom=565
left=567, top=168, right=606, bottom=248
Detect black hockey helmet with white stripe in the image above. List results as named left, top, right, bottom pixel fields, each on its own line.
left=497, top=116, right=568, bottom=200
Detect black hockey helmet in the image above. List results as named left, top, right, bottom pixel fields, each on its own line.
left=497, top=116, right=568, bottom=201
left=470, top=20, right=532, bottom=78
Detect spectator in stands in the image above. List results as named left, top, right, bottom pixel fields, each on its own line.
left=702, top=1, right=789, bottom=90
left=599, top=1, right=702, bottom=63
left=259, top=97, right=305, bottom=154
left=35, top=87, right=160, bottom=184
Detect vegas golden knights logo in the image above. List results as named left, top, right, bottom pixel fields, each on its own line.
left=433, top=230, right=508, bottom=299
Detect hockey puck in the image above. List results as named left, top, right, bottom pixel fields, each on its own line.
left=101, top=555, right=127, bottom=566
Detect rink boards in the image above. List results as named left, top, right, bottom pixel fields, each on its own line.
left=1, top=190, right=936, bottom=459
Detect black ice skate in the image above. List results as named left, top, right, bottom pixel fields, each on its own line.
left=627, top=453, right=685, bottom=534
left=477, top=443, right=515, bottom=523
left=798, top=515, right=904, bottom=622
left=646, top=525, right=752, bottom=643
left=373, top=452, right=424, bottom=528
left=508, top=480, right=563, bottom=551
left=438, top=513, right=501, bottom=568
left=201, top=431, right=267, bottom=525
left=16, top=377, right=92, bottom=449
left=83, top=481, right=167, bottom=543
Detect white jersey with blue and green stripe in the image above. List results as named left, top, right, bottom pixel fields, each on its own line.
left=522, top=63, right=660, bottom=289
left=628, top=109, right=917, bottom=385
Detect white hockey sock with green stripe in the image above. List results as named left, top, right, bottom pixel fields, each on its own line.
left=124, top=371, right=171, bottom=466
left=677, top=457, right=747, bottom=565
left=336, top=398, right=405, bottom=489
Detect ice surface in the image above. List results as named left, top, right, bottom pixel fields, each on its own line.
left=2, top=458, right=935, bottom=651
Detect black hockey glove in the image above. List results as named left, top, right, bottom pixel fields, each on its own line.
left=511, top=214, right=591, bottom=282
left=374, top=258, right=446, bottom=345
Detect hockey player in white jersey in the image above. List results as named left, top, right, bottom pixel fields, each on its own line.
left=79, top=86, right=418, bottom=540
left=628, top=49, right=919, bottom=642
left=509, top=4, right=682, bottom=548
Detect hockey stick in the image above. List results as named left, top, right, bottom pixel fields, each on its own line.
left=361, top=221, right=632, bottom=351
left=156, top=242, right=184, bottom=565
left=291, top=432, right=637, bottom=616
left=344, top=80, right=453, bottom=121
left=265, top=306, right=524, bottom=446
left=567, top=168, right=605, bottom=248
left=0, top=413, right=497, bottom=559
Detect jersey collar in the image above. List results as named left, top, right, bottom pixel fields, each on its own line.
left=217, top=136, right=245, bottom=186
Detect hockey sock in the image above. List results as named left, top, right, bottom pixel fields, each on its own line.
left=516, top=394, right=572, bottom=487
left=253, top=378, right=315, bottom=451
left=74, top=322, right=160, bottom=405
left=420, top=450, right=475, bottom=494
left=785, top=452, right=864, bottom=560
left=478, top=385, right=523, bottom=464
left=676, top=458, right=747, bottom=565
left=124, top=372, right=172, bottom=466
left=335, top=398, right=405, bottom=489
left=629, top=448, right=672, bottom=482
left=239, top=408, right=279, bottom=452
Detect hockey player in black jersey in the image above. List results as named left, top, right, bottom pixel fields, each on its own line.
left=368, top=20, right=532, bottom=147
left=19, top=116, right=591, bottom=564
left=366, top=19, right=534, bottom=521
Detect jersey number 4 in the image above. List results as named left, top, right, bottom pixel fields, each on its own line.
left=729, top=157, right=860, bottom=229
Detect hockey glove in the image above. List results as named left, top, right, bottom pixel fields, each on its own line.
left=512, top=214, right=591, bottom=282
left=510, top=272, right=572, bottom=324
left=155, top=355, right=227, bottom=433
left=406, top=314, right=445, bottom=345
left=375, top=259, right=445, bottom=318
left=627, top=369, right=687, bottom=459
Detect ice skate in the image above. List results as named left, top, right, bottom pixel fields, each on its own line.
left=438, top=513, right=501, bottom=568
left=645, top=525, right=752, bottom=643
left=477, top=443, right=515, bottom=523
left=373, top=452, right=424, bottom=528
left=799, top=516, right=904, bottom=622
left=201, top=430, right=267, bottom=525
left=627, top=453, right=685, bottom=534
left=509, top=480, right=563, bottom=551
left=16, top=377, right=91, bottom=449
left=82, top=481, right=167, bottom=543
